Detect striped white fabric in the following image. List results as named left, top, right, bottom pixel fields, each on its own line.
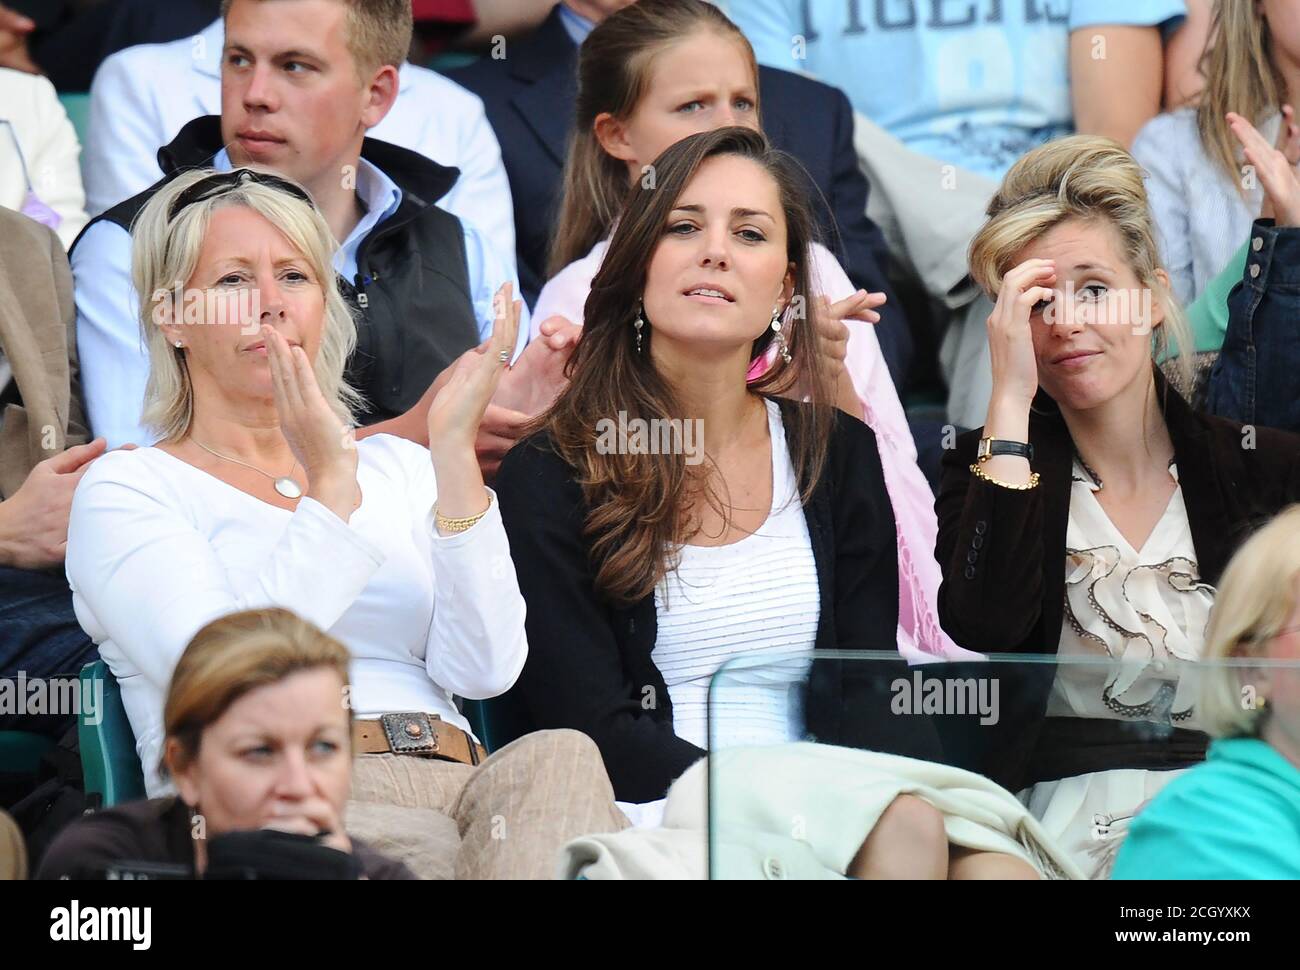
left=652, top=400, right=821, bottom=752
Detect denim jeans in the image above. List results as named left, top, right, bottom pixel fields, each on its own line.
left=1206, top=220, right=1300, bottom=433
left=0, top=565, right=98, bottom=737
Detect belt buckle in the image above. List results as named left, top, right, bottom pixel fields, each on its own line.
left=380, top=712, right=440, bottom=756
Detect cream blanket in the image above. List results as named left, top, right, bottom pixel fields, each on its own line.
left=561, top=743, right=1083, bottom=880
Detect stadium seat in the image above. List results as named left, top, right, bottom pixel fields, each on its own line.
left=78, top=660, right=145, bottom=809
left=459, top=696, right=532, bottom=755
left=0, top=731, right=56, bottom=778
left=58, top=92, right=92, bottom=150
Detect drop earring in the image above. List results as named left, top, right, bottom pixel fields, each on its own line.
left=634, top=304, right=645, bottom=354
left=771, top=306, right=791, bottom=364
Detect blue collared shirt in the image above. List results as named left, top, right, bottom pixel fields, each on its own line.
left=72, top=158, right=529, bottom=447
left=557, top=3, right=596, bottom=45
left=206, top=148, right=402, bottom=284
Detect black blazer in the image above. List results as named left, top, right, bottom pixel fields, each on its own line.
left=935, top=370, right=1300, bottom=789
left=448, top=7, right=913, bottom=384
left=495, top=400, right=903, bottom=802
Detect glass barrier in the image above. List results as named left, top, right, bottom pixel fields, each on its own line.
left=705, top=651, right=1300, bottom=880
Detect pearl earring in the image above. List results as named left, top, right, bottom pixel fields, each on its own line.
left=771, top=306, right=791, bottom=364
left=174, top=340, right=184, bottom=349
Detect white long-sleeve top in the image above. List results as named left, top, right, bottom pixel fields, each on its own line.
left=65, top=433, right=528, bottom=795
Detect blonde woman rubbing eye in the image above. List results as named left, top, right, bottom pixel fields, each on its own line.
left=936, top=135, right=1300, bottom=879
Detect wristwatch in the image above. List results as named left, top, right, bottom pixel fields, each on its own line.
left=977, top=437, right=1034, bottom=463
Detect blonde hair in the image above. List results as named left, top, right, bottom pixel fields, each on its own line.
left=131, top=169, right=362, bottom=442
left=220, top=0, right=413, bottom=76
left=968, top=135, right=1195, bottom=390
left=1198, top=506, right=1300, bottom=738
left=1196, top=0, right=1284, bottom=190
left=163, top=608, right=353, bottom=777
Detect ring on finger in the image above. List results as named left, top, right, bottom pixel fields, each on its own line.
left=498, top=349, right=510, bottom=364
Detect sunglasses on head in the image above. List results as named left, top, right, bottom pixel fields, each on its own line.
left=168, top=168, right=315, bottom=221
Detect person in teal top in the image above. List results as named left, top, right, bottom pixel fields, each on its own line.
left=1114, top=506, right=1300, bottom=879
left=1112, top=738, right=1300, bottom=879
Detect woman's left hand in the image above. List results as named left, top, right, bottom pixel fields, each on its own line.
left=1230, top=109, right=1300, bottom=227
left=426, top=281, right=523, bottom=464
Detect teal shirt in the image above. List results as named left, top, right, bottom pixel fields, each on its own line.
left=1113, top=738, right=1300, bottom=879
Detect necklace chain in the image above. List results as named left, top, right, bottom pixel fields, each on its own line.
left=693, top=398, right=772, bottom=538
left=191, top=438, right=302, bottom=496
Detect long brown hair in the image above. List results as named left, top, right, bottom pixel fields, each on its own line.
left=1195, top=0, right=1285, bottom=190
left=540, top=126, right=834, bottom=607
left=548, top=0, right=760, bottom=275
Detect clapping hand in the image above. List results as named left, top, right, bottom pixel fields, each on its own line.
left=1229, top=107, right=1300, bottom=227
left=426, top=282, right=523, bottom=464
left=491, top=314, right=581, bottom=417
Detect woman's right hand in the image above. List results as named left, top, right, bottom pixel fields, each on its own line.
left=986, top=258, right=1055, bottom=409
left=265, top=325, right=359, bottom=515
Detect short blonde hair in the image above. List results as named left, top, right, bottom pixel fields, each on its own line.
left=131, top=168, right=362, bottom=441
left=221, top=0, right=413, bottom=75
left=163, top=608, right=353, bottom=778
left=1198, top=506, right=1300, bottom=738
left=968, top=135, right=1195, bottom=391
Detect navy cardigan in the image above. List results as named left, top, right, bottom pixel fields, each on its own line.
left=495, top=400, right=901, bottom=803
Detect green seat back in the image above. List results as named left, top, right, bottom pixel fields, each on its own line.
left=58, top=92, right=92, bottom=148
left=78, top=661, right=145, bottom=808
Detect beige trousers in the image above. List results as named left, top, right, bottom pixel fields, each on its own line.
left=345, top=729, right=629, bottom=880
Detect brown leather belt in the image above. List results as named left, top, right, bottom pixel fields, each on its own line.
left=353, top=712, right=485, bottom=766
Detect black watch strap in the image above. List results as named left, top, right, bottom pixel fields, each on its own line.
left=978, top=437, right=1034, bottom=462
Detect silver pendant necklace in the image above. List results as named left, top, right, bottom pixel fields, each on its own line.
left=191, top=439, right=304, bottom=499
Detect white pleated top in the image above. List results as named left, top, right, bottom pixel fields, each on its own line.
left=651, top=400, right=821, bottom=752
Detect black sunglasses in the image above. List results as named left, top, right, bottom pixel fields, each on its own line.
left=168, top=168, right=315, bottom=221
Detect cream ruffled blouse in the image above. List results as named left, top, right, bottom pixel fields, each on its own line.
left=1051, top=459, right=1217, bottom=722
left=1025, top=459, right=1219, bottom=878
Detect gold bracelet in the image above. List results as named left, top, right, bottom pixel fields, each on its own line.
left=969, top=462, right=1041, bottom=491
left=435, top=506, right=489, bottom=534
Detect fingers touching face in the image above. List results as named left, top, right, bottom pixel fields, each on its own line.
left=161, top=206, right=327, bottom=405
left=1014, top=218, right=1159, bottom=411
